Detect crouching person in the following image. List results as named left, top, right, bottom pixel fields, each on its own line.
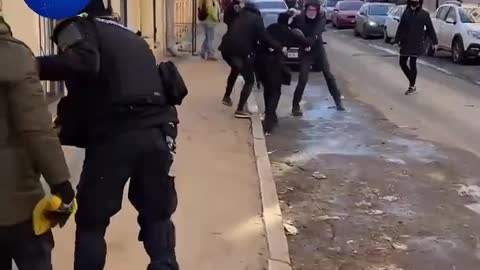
left=256, top=11, right=311, bottom=133
left=0, top=3, right=75, bottom=270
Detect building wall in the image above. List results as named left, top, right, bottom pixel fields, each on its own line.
left=4, top=0, right=168, bottom=57
left=2, top=1, right=40, bottom=55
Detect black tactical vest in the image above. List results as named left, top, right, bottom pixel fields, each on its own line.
left=92, top=17, right=167, bottom=107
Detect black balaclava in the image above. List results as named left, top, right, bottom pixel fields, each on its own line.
left=81, top=0, right=112, bottom=17
left=406, top=0, right=423, bottom=10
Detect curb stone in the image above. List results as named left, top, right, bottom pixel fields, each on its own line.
left=243, top=77, right=292, bottom=270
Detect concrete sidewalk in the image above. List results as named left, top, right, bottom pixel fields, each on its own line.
left=49, top=57, right=268, bottom=270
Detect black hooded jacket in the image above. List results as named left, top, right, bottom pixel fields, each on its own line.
left=258, top=12, right=311, bottom=54
left=290, top=1, right=326, bottom=55
left=394, top=0, right=438, bottom=56
left=223, top=0, right=240, bottom=28
left=219, top=3, right=282, bottom=56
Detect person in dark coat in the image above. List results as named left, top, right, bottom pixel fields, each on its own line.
left=36, top=1, right=180, bottom=269
left=290, top=0, right=345, bottom=116
left=223, top=0, right=241, bottom=28
left=394, top=0, right=437, bottom=95
left=256, top=11, right=312, bottom=133
left=219, top=1, right=282, bottom=118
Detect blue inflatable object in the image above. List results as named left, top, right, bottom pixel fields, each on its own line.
left=24, top=0, right=91, bottom=19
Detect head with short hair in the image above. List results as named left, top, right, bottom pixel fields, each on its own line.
left=80, top=0, right=113, bottom=17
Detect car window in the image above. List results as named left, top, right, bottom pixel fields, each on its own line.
left=326, top=0, right=340, bottom=7
left=262, top=12, right=281, bottom=27
left=255, top=1, right=288, bottom=10
left=396, top=6, right=405, bottom=17
left=338, top=1, right=363, bottom=11
left=388, top=6, right=397, bottom=16
left=446, top=7, right=457, bottom=22
left=436, top=6, right=449, bottom=20
left=368, top=5, right=392, bottom=16
left=460, top=7, right=480, bottom=23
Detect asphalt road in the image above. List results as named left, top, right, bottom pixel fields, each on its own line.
left=324, top=25, right=480, bottom=156
left=257, top=24, right=480, bottom=270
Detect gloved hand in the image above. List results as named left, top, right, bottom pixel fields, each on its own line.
left=50, top=181, right=75, bottom=204
left=33, top=181, right=77, bottom=236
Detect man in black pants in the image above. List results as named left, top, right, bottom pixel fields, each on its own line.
left=394, top=0, right=437, bottom=95
left=219, top=1, right=282, bottom=118
left=256, top=11, right=311, bottom=133
left=290, top=0, right=345, bottom=116
left=36, top=1, right=180, bottom=269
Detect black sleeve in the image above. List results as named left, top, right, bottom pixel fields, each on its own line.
left=285, top=28, right=311, bottom=47
left=254, top=16, right=282, bottom=51
left=289, top=15, right=300, bottom=29
left=424, top=11, right=438, bottom=45
left=36, top=19, right=100, bottom=81
left=224, top=5, right=234, bottom=25
left=394, top=12, right=407, bottom=44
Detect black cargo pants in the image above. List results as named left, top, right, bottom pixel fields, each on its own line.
left=0, top=221, right=54, bottom=270
left=256, top=53, right=283, bottom=133
left=222, top=52, right=255, bottom=111
left=292, top=45, right=342, bottom=108
left=74, top=124, right=178, bottom=270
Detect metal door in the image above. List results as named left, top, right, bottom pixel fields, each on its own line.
left=174, top=0, right=197, bottom=54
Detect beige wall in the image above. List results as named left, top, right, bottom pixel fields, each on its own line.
left=2, top=0, right=40, bottom=55
left=4, top=0, right=169, bottom=59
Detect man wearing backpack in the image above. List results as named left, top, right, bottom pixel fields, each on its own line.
left=198, top=0, right=221, bottom=60
left=36, top=1, right=180, bottom=269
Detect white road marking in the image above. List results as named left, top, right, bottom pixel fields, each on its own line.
left=466, top=203, right=480, bottom=215
left=367, top=44, right=454, bottom=76
left=475, top=81, right=480, bottom=86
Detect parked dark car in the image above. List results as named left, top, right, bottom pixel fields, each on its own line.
left=332, top=1, right=364, bottom=28
left=354, top=2, right=394, bottom=38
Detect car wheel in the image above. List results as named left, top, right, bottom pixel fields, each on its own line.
left=383, top=27, right=391, bottom=44
left=425, top=36, right=435, bottom=57
left=354, top=26, right=360, bottom=37
left=452, top=38, right=466, bottom=64
left=361, top=24, right=369, bottom=39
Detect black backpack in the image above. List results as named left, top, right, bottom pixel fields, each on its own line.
left=157, top=61, right=189, bottom=106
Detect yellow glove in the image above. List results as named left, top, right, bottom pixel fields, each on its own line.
left=33, top=195, right=78, bottom=236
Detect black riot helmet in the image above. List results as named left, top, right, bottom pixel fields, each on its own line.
left=81, top=0, right=113, bottom=17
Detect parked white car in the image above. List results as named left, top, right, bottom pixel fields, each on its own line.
left=431, top=1, right=480, bottom=63
left=325, top=0, right=341, bottom=22
left=384, top=4, right=406, bottom=43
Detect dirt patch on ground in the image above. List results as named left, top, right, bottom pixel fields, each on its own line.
left=265, top=83, right=480, bottom=270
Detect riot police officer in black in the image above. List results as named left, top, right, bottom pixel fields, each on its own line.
left=36, top=1, right=179, bottom=270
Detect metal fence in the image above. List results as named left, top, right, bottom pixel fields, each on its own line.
left=175, top=0, right=197, bottom=54
left=38, top=17, right=65, bottom=101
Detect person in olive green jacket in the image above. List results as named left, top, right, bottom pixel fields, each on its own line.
left=0, top=2, right=75, bottom=269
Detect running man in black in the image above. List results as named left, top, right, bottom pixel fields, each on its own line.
left=394, top=0, right=437, bottom=95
